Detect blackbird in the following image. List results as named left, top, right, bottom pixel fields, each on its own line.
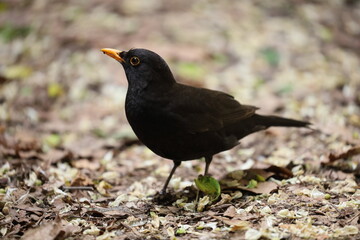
left=101, top=48, right=310, bottom=194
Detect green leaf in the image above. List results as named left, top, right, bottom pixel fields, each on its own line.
left=276, top=82, right=294, bottom=95
left=0, top=24, right=31, bottom=42
left=47, top=83, right=64, bottom=98
left=149, top=211, right=157, bottom=218
left=212, top=53, right=228, bottom=64
left=255, top=174, right=266, bottom=182
left=43, top=134, right=62, bottom=148
left=195, top=175, right=221, bottom=201
left=35, top=179, right=42, bottom=186
left=324, top=194, right=331, bottom=200
left=92, top=128, right=107, bottom=138
left=175, top=228, right=186, bottom=235
left=4, top=65, right=32, bottom=79
left=319, top=26, right=333, bottom=41
left=260, top=47, right=280, bottom=67
left=246, top=179, right=258, bottom=189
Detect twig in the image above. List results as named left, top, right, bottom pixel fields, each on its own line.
left=121, top=222, right=142, bottom=237
left=347, top=211, right=360, bottom=224
left=62, top=186, right=94, bottom=191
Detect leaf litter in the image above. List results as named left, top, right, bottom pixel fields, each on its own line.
left=1, top=0, right=360, bottom=239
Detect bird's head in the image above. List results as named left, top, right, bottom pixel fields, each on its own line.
left=101, top=48, right=175, bottom=89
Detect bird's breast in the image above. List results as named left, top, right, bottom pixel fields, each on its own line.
left=125, top=93, right=172, bottom=137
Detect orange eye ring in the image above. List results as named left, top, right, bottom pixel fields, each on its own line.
left=130, top=56, right=141, bottom=66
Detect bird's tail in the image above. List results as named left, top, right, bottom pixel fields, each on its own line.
left=253, top=114, right=310, bottom=128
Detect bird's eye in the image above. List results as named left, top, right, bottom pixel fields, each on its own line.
left=130, top=56, right=141, bottom=66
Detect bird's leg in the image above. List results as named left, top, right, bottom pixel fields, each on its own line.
left=204, top=156, right=213, bottom=176
left=161, top=160, right=181, bottom=194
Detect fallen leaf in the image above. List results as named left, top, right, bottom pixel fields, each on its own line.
left=70, top=172, right=93, bottom=186
left=21, top=218, right=80, bottom=240
left=212, top=215, right=249, bottom=230
left=197, top=195, right=211, bottom=212
left=220, top=168, right=282, bottom=194
left=71, top=158, right=100, bottom=170
left=329, top=146, right=360, bottom=162
left=246, top=179, right=258, bottom=189
left=245, top=228, right=262, bottom=240
left=195, top=175, right=221, bottom=201
left=239, top=181, right=278, bottom=194
left=47, top=83, right=64, bottom=98
left=43, top=134, right=62, bottom=148
left=4, top=65, right=32, bottom=79
left=223, top=205, right=237, bottom=218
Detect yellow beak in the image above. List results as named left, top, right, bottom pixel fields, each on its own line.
left=101, top=48, right=125, bottom=62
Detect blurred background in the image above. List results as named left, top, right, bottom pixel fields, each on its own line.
left=1, top=0, right=360, bottom=171
left=1, top=0, right=359, bottom=145
left=1, top=0, right=360, bottom=179
left=0, top=0, right=360, bottom=238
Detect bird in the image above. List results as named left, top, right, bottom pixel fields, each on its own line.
left=101, top=48, right=310, bottom=194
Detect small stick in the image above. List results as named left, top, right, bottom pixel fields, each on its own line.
left=62, top=186, right=94, bottom=191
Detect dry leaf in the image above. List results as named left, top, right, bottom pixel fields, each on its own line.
left=21, top=218, right=80, bottom=240
left=329, top=146, right=360, bottom=162
left=70, top=172, right=93, bottom=186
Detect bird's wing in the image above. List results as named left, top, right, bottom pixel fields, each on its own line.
left=167, top=85, right=258, bottom=133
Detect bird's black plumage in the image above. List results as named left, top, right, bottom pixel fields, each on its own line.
left=101, top=48, right=310, bottom=193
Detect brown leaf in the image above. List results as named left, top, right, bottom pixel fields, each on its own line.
left=227, top=169, right=275, bottom=181
left=14, top=131, right=42, bottom=152
left=266, top=165, right=293, bottom=179
left=40, top=149, right=74, bottom=164
left=329, top=146, right=360, bottom=162
left=223, top=205, right=237, bottom=218
left=15, top=204, right=45, bottom=214
left=71, top=158, right=100, bottom=170
left=211, top=215, right=249, bottom=230
left=239, top=181, right=278, bottom=194
left=85, top=207, right=131, bottom=218
left=102, top=210, right=129, bottom=218
left=220, top=167, right=284, bottom=194
left=70, top=172, right=93, bottom=186
left=21, top=218, right=80, bottom=240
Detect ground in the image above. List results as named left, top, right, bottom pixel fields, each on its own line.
left=0, top=0, right=360, bottom=239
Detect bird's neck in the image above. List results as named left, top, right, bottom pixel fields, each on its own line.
left=127, top=69, right=176, bottom=94
left=128, top=80, right=175, bottom=97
